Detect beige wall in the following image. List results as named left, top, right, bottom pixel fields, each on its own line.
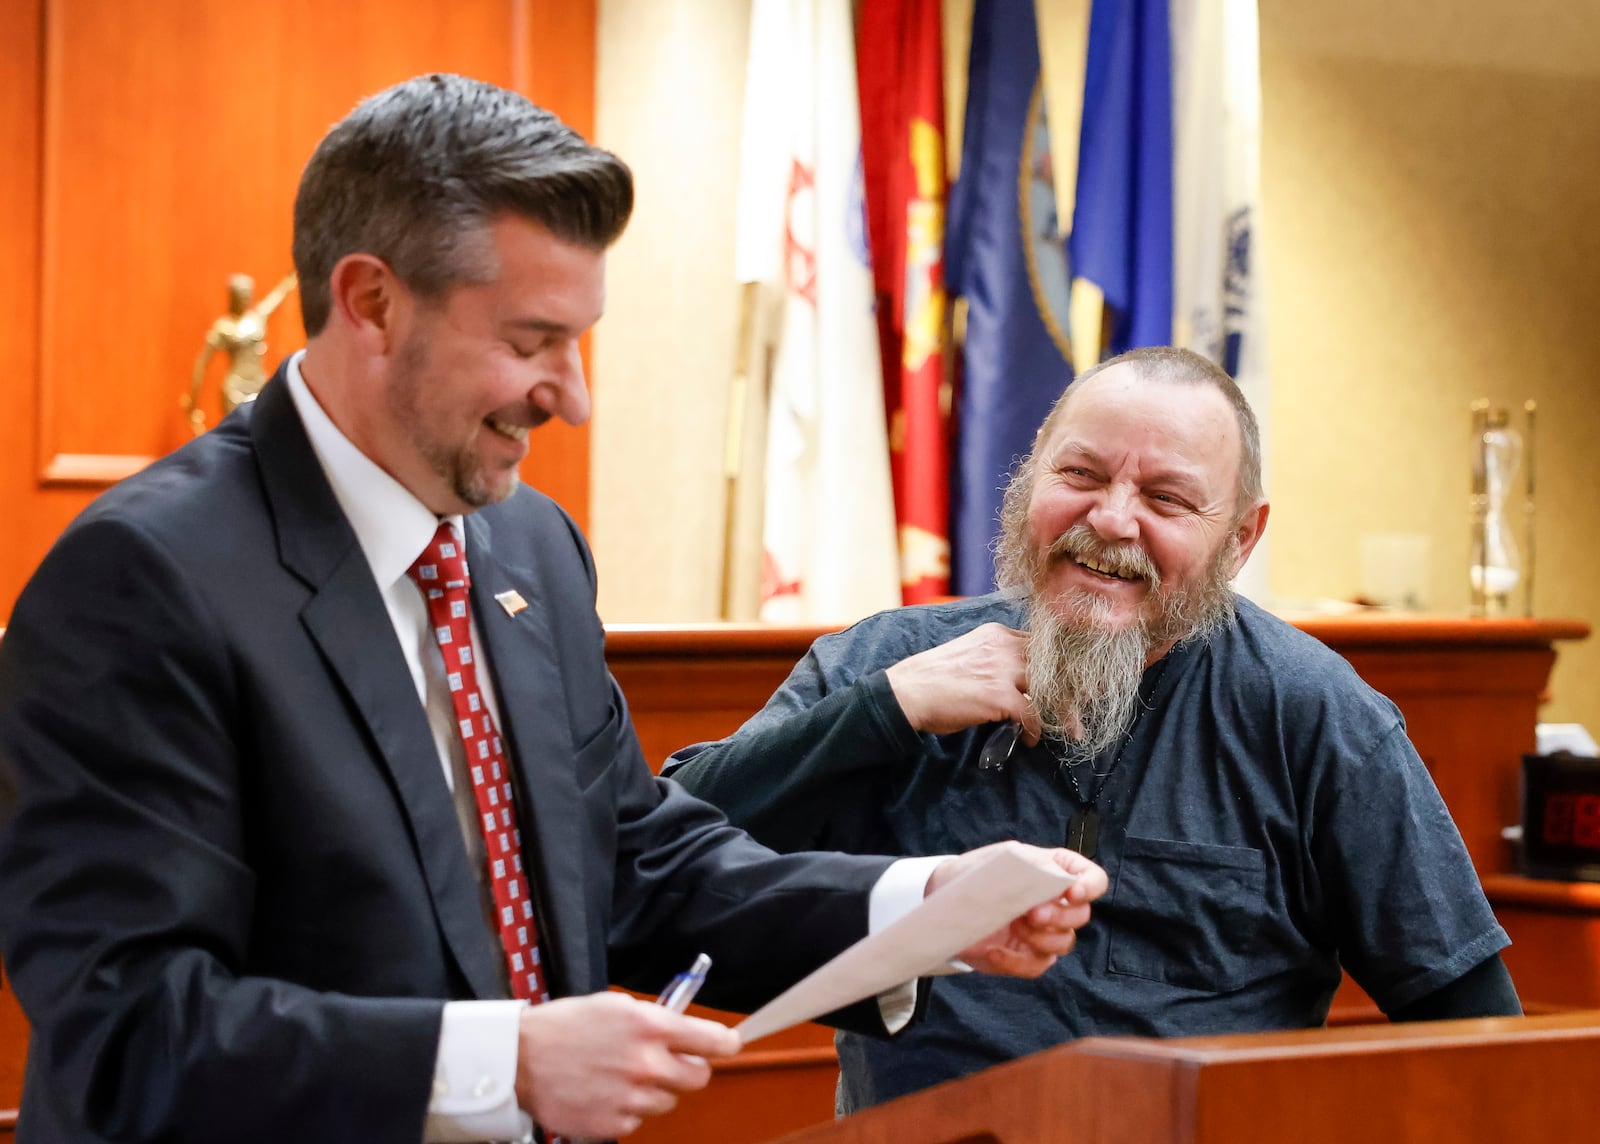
left=1261, top=1, right=1600, bottom=729
left=591, top=0, right=1599, bottom=729
left=591, top=0, right=767, bottom=624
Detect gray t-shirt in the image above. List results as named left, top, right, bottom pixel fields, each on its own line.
left=665, top=593, right=1509, bottom=1111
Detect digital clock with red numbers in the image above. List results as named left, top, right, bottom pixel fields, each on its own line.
left=1521, top=754, right=1600, bottom=882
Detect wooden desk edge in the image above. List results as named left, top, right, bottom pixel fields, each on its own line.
left=605, top=615, right=1592, bottom=657
left=1073, top=1010, right=1600, bottom=1065
left=1483, top=873, right=1600, bottom=913
left=1279, top=614, right=1590, bottom=647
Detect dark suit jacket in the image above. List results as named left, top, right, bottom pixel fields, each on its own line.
left=0, top=368, right=896, bottom=1142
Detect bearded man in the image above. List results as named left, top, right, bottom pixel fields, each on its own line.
left=664, top=345, right=1520, bottom=1113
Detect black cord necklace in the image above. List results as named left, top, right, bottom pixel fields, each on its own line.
left=1059, top=657, right=1169, bottom=860
left=1061, top=757, right=1114, bottom=859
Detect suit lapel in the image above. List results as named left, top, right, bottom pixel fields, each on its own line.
left=250, top=373, right=504, bottom=1000
left=465, top=513, right=590, bottom=997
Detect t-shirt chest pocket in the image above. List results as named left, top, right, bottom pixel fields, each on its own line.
left=1106, top=834, right=1282, bottom=993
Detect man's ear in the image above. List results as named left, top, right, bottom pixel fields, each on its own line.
left=326, top=253, right=405, bottom=355
left=1229, top=500, right=1270, bottom=577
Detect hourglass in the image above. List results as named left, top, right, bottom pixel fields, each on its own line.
left=1469, top=400, right=1536, bottom=617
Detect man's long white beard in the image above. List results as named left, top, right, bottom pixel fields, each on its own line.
left=1025, top=592, right=1151, bottom=762
left=1021, top=526, right=1241, bottom=763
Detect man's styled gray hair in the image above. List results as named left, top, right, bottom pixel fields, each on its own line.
left=293, top=73, right=633, bottom=335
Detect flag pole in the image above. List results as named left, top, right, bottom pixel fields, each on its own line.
left=720, top=281, right=758, bottom=620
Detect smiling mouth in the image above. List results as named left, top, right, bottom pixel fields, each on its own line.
left=485, top=414, right=530, bottom=443
left=1071, top=554, right=1145, bottom=582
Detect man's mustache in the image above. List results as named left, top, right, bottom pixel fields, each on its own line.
left=1044, top=525, right=1160, bottom=589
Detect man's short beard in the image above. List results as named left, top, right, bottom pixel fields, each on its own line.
left=1013, top=525, right=1241, bottom=763
left=389, top=329, right=519, bottom=510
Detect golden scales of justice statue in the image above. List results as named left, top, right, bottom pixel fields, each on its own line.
left=181, top=272, right=297, bottom=435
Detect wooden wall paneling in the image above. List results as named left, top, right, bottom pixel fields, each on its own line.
left=0, top=630, right=14, bottom=1132
left=41, top=0, right=297, bottom=485
left=4, top=0, right=599, bottom=623
left=0, top=0, right=96, bottom=621
left=514, top=0, right=597, bottom=527
left=37, top=0, right=519, bottom=482
left=608, top=625, right=819, bottom=767
left=1483, top=875, right=1600, bottom=1011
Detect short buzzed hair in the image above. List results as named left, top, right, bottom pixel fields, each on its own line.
left=1033, top=346, right=1262, bottom=504
left=293, top=73, right=633, bottom=335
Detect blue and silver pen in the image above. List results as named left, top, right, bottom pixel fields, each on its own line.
left=656, top=952, right=712, bottom=1013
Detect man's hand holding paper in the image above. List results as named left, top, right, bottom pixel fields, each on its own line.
left=933, top=841, right=1108, bottom=978
left=736, top=843, right=1107, bottom=1044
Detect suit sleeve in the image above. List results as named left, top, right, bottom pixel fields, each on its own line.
left=0, top=516, right=442, bottom=1143
left=539, top=508, right=906, bottom=1028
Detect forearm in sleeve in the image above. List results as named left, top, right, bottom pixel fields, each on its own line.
left=664, top=671, right=921, bottom=853
left=1386, top=954, right=1522, bottom=1022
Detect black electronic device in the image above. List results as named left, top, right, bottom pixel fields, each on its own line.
left=1521, top=753, right=1600, bottom=882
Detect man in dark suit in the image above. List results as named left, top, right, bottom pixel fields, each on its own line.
left=0, top=74, right=1107, bottom=1143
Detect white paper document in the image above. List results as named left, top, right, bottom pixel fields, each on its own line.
left=735, top=850, right=1076, bottom=1044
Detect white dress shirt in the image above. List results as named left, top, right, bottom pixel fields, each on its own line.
left=282, top=353, right=935, bottom=1143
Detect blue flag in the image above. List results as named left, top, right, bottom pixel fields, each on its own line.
left=945, top=0, right=1073, bottom=596
left=946, top=0, right=1174, bottom=595
left=1071, top=0, right=1173, bottom=354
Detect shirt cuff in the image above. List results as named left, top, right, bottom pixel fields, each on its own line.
left=870, top=855, right=959, bottom=1033
left=424, top=1000, right=533, bottom=1143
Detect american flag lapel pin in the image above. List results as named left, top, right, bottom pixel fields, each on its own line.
left=494, top=589, right=528, bottom=617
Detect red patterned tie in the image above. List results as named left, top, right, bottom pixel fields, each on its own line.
left=408, top=523, right=550, bottom=1005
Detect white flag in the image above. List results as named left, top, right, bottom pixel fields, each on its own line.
left=1171, top=0, right=1270, bottom=603
left=736, top=0, right=901, bottom=624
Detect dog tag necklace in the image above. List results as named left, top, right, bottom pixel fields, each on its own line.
left=1062, top=764, right=1107, bottom=859
left=1059, top=660, right=1168, bottom=860
left=1065, top=806, right=1101, bottom=859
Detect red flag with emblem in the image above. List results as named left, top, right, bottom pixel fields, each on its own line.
left=859, top=0, right=950, bottom=604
